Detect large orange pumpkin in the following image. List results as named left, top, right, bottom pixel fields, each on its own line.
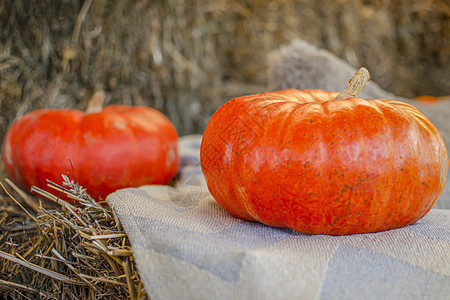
left=2, top=92, right=179, bottom=201
left=200, top=68, right=448, bottom=235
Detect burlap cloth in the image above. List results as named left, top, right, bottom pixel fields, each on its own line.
left=107, top=135, right=450, bottom=300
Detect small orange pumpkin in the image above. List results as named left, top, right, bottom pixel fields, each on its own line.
left=3, top=92, right=179, bottom=201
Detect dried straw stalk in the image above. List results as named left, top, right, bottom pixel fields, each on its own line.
left=0, top=176, right=147, bottom=299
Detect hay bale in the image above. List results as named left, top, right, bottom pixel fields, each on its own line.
left=0, top=178, right=147, bottom=299
left=0, top=0, right=448, bottom=145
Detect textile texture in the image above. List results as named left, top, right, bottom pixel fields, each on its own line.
left=107, top=135, right=450, bottom=300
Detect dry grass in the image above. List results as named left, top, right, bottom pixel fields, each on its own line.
left=0, top=177, right=147, bottom=299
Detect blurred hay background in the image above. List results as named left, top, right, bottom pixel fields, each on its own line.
left=0, top=0, right=449, bottom=144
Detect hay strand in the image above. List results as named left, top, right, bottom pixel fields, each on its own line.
left=0, top=250, right=80, bottom=284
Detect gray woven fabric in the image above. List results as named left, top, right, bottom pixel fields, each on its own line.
left=107, top=135, right=450, bottom=300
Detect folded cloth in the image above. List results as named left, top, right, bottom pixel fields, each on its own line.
left=107, top=135, right=450, bottom=300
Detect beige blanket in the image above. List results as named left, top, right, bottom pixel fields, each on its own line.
left=107, top=135, right=450, bottom=300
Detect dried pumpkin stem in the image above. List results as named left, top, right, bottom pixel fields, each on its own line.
left=333, top=67, right=371, bottom=100
left=85, top=90, right=106, bottom=113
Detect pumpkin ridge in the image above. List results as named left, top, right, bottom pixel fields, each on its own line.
left=365, top=100, right=396, bottom=229
left=388, top=100, right=447, bottom=207
left=113, top=112, right=148, bottom=188
left=380, top=100, right=424, bottom=229
left=388, top=100, right=440, bottom=224
left=235, top=129, right=258, bottom=220
left=231, top=100, right=260, bottom=222
left=395, top=103, right=423, bottom=222
left=271, top=100, right=308, bottom=227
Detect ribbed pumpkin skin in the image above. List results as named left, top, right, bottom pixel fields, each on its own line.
left=200, top=89, right=448, bottom=235
left=3, top=105, right=179, bottom=201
